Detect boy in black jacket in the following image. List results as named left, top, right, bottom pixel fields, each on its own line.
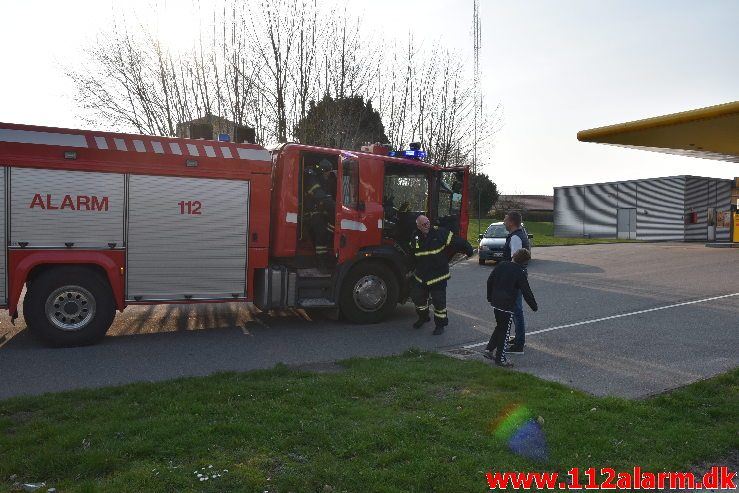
left=484, top=249, right=538, bottom=367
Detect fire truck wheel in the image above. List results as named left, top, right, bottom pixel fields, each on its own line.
left=340, top=262, right=398, bottom=324
left=24, top=266, right=116, bottom=347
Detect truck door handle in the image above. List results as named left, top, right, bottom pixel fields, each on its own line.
left=340, top=235, right=347, bottom=248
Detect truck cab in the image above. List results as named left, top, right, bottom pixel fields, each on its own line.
left=256, top=143, right=468, bottom=323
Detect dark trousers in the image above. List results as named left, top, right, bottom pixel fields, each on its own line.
left=309, top=213, right=331, bottom=255
left=410, top=281, right=448, bottom=327
left=486, top=308, right=514, bottom=362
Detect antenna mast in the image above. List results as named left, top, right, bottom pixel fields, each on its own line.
left=473, top=0, right=481, bottom=175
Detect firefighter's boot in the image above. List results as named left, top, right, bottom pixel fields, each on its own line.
left=432, top=310, right=448, bottom=335
left=413, top=310, right=430, bottom=329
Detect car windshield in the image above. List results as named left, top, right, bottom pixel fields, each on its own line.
left=484, top=224, right=508, bottom=238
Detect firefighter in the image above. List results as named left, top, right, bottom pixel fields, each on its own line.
left=322, top=161, right=337, bottom=235
left=392, top=201, right=416, bottom=253
left=305, top=159, right=336, bottom=270
left=410, top=214, right=474, bottom=334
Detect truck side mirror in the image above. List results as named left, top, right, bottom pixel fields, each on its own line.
left=478, top=233, right=484, bottom=240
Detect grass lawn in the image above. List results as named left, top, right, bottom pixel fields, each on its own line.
left=467, top=221, right=636, bottom=246
left=1, top=351, right=737, bottom=492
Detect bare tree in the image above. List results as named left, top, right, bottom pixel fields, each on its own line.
left=293, top=0, right=319, bottom=125
left=68, top=5, right=261, bottom=139
left=375, top=36, right=501, bottom=168
left=69, top=0, right=500, bottom=158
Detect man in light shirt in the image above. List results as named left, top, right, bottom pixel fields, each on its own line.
left=501, top=211, right=530, bottom=354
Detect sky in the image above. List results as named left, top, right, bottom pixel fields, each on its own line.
left=1, top=0, right=738, bottom=195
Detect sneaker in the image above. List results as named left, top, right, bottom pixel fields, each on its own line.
left=482, top=350, right=495, bottom=360
left=506, top=345, right=524, bottom=354
left=507, top=337, right=516, bottom=345
left=432, top=326, right=445, bottom=335
left=495, top=359, right=514, bottom=368
left=412, top=316, right=430, bottom=329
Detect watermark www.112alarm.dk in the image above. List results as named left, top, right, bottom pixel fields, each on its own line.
left=485, top=466, right=737, bottom=490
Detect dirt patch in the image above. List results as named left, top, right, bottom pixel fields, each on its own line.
left=442, top=348, right=479, bottom=360
left=432, top=385, right=462, bottom=400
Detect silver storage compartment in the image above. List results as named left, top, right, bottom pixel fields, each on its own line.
left=126, top=175, right=250, bottom=301
left=10, top=168, right=124, bottom=248
left=253, top=266, right=296, bottom=310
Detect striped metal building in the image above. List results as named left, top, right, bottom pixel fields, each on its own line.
left=554, top=175, right=733, bottom=241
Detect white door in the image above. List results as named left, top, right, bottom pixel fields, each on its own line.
left=617, top=208, right=636, bottom=240
left=707, top=208, right=716, bottom=241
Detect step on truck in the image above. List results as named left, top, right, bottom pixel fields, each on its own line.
left=0, top=122, right=469, bottom=346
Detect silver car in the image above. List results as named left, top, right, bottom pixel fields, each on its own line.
left=477, top=222, right=533, bottom=265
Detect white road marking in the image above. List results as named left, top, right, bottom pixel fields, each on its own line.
left=462, top=292, right=739, bottom=349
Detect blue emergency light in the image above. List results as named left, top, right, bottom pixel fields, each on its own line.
left=389, top=149, right=426, bottom=160
left=217, top=133, right=231, bottom=142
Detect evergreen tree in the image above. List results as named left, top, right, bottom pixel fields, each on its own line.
left=468, top=172, right=499, bottom=217
left=294, top=95, right=388, bottom=150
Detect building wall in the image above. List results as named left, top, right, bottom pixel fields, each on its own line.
left=583, top=182, right=618, bottom=237
left=553, top=186, right=584, bottom=237
left=635, top=176, right=685, bottom=241
left=685, top=176, right=732, bottom=241
left=616, top=180, right=637, bottom=209
left=685, top=176, right=709, bottom=241
left=716, top=180, right=732, bottom=241
left=554, top=176, right=732, bottom=241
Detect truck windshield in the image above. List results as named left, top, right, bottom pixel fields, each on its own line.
left=382, top=165, right=429, bottom=247
left=384, top=173, right=428, bottom=213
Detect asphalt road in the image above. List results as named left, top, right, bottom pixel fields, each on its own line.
left=1, top=242, right=737, bottom=400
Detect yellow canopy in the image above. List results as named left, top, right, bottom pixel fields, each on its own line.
left=577, top=101, right=739, bottom=163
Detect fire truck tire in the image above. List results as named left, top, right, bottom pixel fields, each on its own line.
left=23, top=266, right=116, bottom=347
left=478, top=257, right=485, bottom=265
left=340, top=262, right=398, bottom=324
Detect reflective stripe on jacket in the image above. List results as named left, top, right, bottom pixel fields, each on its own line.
left=411, top=226, right=472, bottom=286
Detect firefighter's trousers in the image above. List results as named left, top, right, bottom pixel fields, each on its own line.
left=309, top=213, right=331, bottom=256
left=410, top=280, right=448, bottom=328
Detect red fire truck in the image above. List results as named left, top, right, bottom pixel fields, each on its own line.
left=0, top=122, right=469, bottom=346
